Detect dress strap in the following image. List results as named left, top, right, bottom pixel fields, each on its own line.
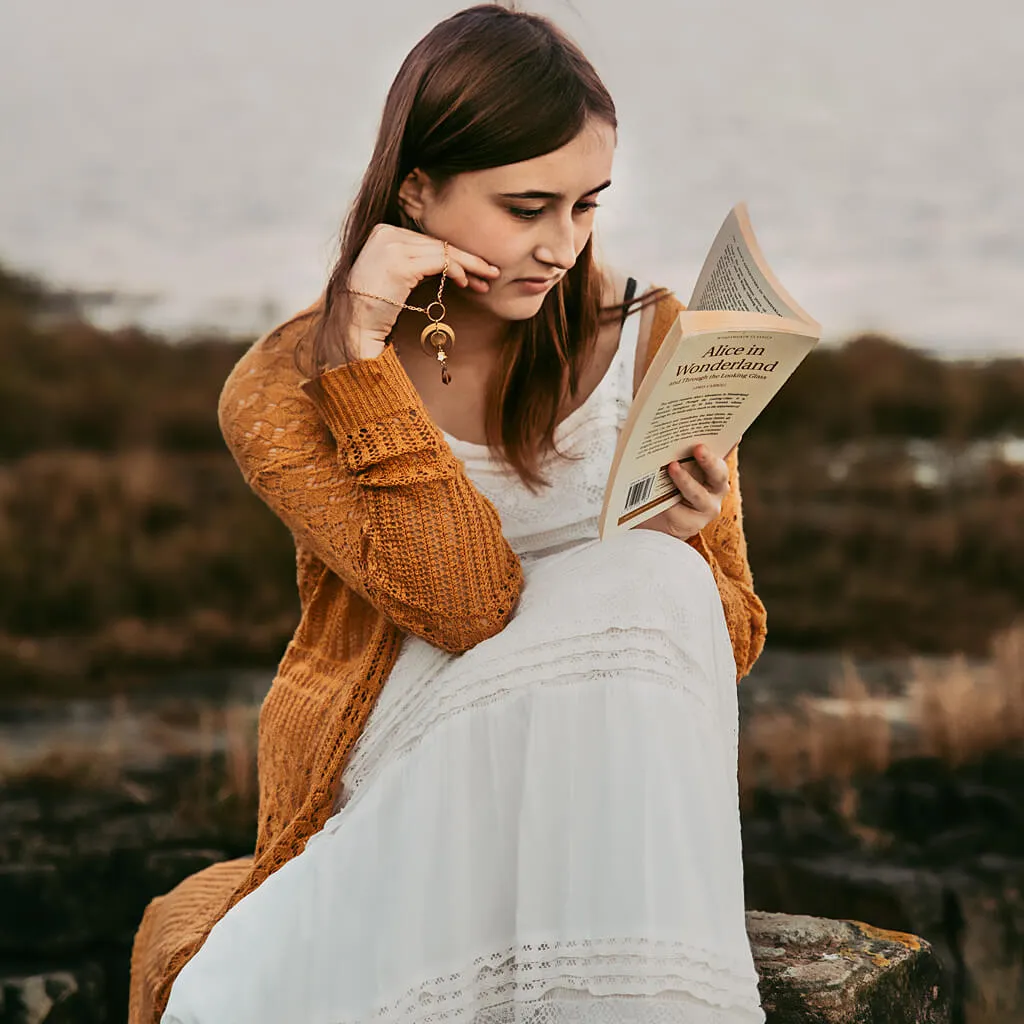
left=620, top=276, right=638, bottom=327
left=613, top=278, right=646, bottom=408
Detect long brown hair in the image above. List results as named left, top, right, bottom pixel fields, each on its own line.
left=295, top=3, right=662, bottom=491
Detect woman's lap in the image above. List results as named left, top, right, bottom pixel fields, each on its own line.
left=163, top=656, right=758, bottom=1023
left=160, top=531, right=759, bottom=1023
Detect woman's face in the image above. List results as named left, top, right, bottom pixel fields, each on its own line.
left=407, top=117, right=616, bottom=321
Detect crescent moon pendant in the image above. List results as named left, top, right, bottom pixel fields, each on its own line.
left=419, top=321, right=455, bottom=354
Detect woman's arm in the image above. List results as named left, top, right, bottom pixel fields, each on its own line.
left=685, top=444, right=767, bottom=681
left=218, top=311, right=523, bottom=654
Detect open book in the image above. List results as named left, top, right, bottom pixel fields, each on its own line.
left=598, top=203, right=821, bottom=539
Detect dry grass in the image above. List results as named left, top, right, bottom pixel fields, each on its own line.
left=739, top=618, right=1024, bottom=800
left=914, top=624, right=1024, bottom=765
left=0, top=692, right=134, bottom=790
left=964, top=963, right=1024, bottom=1024
left=739, top=437, right=1024, bottom=657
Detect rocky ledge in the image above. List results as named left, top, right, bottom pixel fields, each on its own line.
left=749, top=911, right=948, bottom=1022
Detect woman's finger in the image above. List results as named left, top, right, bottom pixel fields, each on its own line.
left=708, top=457, right=730, bottom=494
left=406, top=249, right=495, bottom=291
left=694, top=446, right=730, bottom=494
left=406, top=237, right=500, bottom=282
left=667, top=464, right=708, bottom=512
left=446, top=244, right=501, bottom=281
left=669, top=462, right=716, bottom=515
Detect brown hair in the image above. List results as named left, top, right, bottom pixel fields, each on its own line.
left=295, top=3, right=664, bottom=490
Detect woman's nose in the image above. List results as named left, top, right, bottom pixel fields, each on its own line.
left=534, top=213, right=578, bottom=271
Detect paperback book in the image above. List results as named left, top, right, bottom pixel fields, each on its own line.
left=599, top=203, right=821, bottom=539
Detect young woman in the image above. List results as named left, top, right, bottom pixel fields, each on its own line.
left=130, top=6, right=768, bottom=1022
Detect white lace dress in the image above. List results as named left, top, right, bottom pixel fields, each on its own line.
left=162, top=292, right=766, bottom=1024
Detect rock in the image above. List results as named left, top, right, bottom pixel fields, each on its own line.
left=0, top=965, right=105, bottom=1024
left=748, top=910, right=949, bottom=1022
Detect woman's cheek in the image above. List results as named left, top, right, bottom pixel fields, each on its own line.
left=473, top=214, right=528, bottom=269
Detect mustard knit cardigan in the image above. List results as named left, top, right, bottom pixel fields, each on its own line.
left=128, top=290, right=767, bottom=1023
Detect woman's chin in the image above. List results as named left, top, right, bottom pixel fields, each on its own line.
left=474, top=288, right=549, bottom=322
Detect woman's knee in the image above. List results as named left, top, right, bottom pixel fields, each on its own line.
left=522, top=531, right=716, bottom=628
left=598, top=530, right=715, bottom=596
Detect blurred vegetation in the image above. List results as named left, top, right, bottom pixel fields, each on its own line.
left=1, top=262, right=1023, bottom=695
left=749, top=331, right=1024, bottom=442
left=738, top=438, right=1024, bottom=655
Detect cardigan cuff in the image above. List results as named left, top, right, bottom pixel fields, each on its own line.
left=300, top=343, right=427, bottom=438
left=300, top=343, right=447, bottom=474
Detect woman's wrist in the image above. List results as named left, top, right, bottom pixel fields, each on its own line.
left=322, top=327, right=388, bottom=370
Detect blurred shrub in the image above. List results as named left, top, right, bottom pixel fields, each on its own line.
left=751, top=333, right=1024, bottom=442
left=0, top=450, right=297, bottom=632
left=0, top=266, right=249, bottom=457
left=739, top=437, right=1024, bottom=655
left=0, top=450, right=300, bottom=691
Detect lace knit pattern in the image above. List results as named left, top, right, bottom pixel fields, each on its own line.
left=128, top=290, right=767, bottom=1024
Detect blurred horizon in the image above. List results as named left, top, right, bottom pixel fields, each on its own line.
left=1, top=0, right=1022, bottom=359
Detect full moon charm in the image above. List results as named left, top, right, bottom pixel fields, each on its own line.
left=420, top=320, right=455, bottom=386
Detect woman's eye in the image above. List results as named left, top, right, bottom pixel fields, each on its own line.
left=509, top=207, right=543, bottom=220
left=507, top=201, right=601, bottom=221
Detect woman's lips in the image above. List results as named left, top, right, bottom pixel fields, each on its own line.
left=512, top=277, right=559, bottom=294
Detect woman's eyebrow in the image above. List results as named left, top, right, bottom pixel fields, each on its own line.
left=498, top=180, right=612, bottom=200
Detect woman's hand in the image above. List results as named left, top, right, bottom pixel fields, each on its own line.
left=343, top=225, right=501, bottom=353
left=634, top=443, right=736, bottom=542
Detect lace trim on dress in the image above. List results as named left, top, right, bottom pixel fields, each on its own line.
left=334, top=936, right=764, bottom=1023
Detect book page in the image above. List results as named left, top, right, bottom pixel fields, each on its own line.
left=599, top=310, right=819, bottom=538
left=689, top=204, right=819, bottom=328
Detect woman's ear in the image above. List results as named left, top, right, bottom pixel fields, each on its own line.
left=397, top=168, right=432, bottom=225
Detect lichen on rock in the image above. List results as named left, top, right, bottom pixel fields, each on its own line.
left=748, top=910, right=950, bottom=1022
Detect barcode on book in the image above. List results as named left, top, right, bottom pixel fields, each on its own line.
left=624, top=472, right=656, bottom=513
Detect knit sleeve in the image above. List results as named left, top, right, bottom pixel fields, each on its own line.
left=685, top=444, right=767, bottom=682
left=218, top=324, right=524, bottom=654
